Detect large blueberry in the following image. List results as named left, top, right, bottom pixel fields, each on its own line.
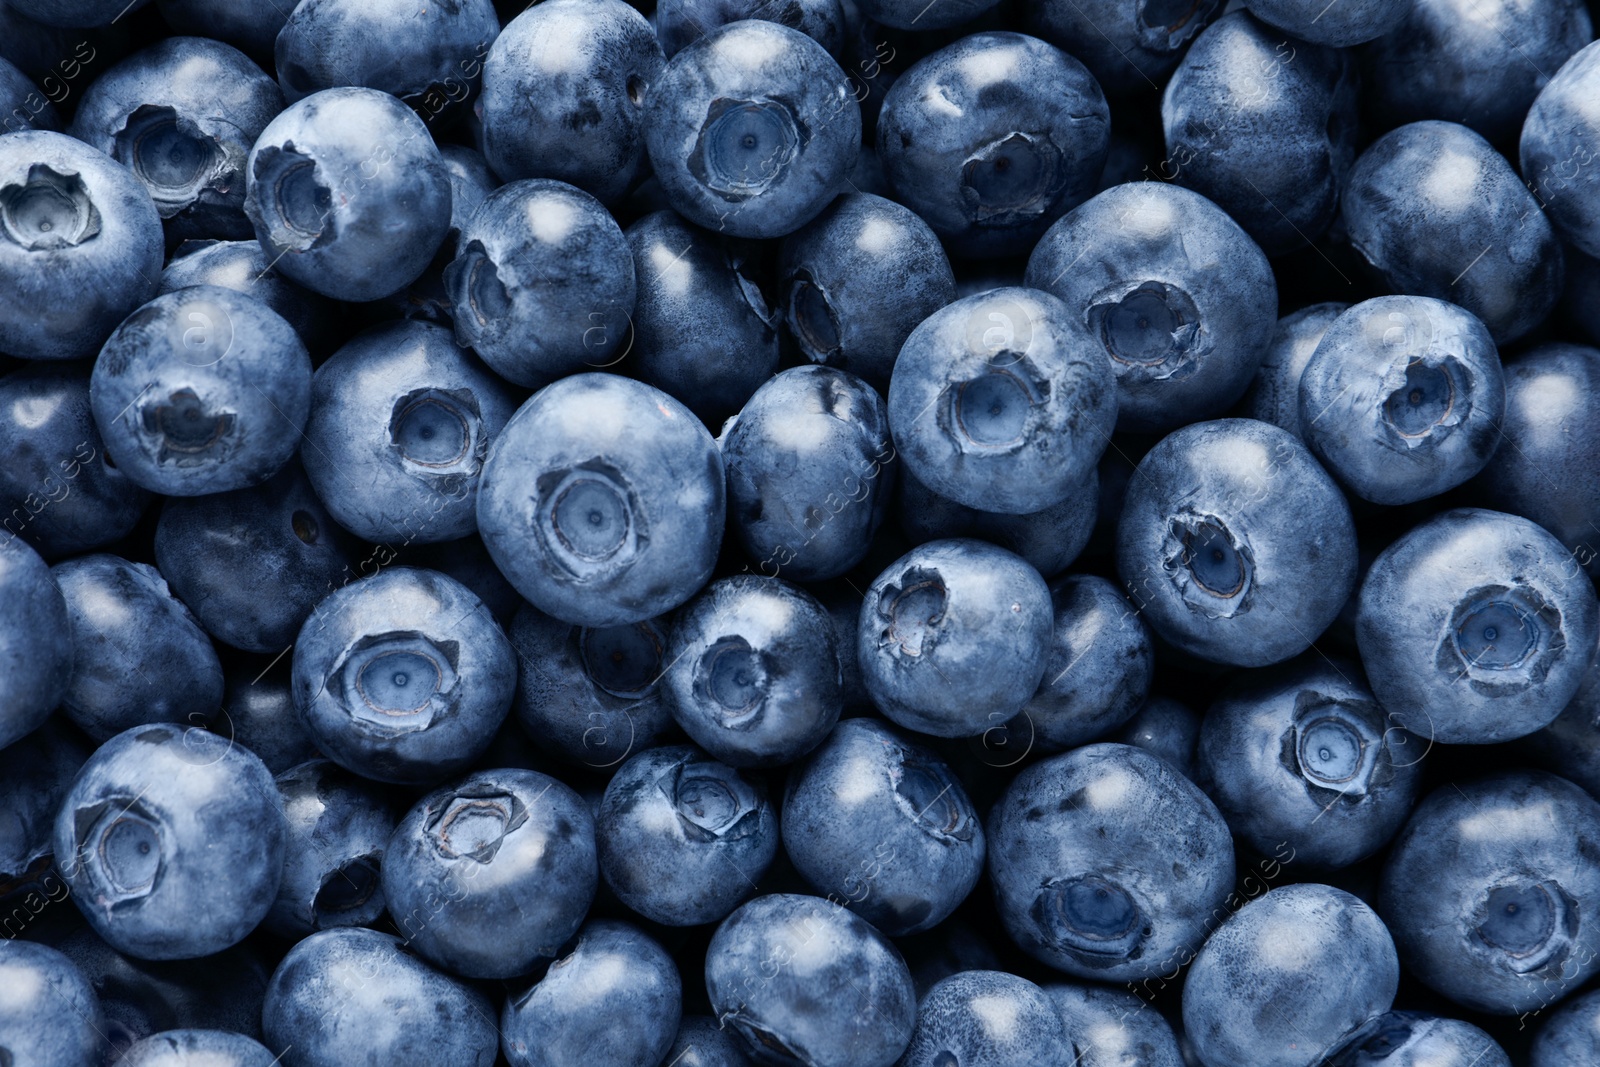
left=663, top=1016, right=756, bottom=1067
left=118, top=1029, right=278, bottom=1067
left=705, top=893, right=916, bottom=1067
left=645, top=20, right=860, bottom=239
left=0, top=939, right=104, bottom=1067
left=501, top=920, right=681, bottom=1067
left=596, top=744, right=777, bottom=925
left=899, top=970, right=1073, bottom=1066
left=782, top=717, right=983, bottom=936
left=1380, top=771, right=1600, bottom=1013
left=261, top=927, right=498, bottom=1067
left=877, top=32, right=1108, bottom=258
left=1182, top=884, right=1398, bottom=1067
left=89, top=285, right=312, bottom=496
left=1025, top=183, right=1277, bottom=433
left=1356, top=508, right=1600, bottom=744
left=53, top=722, right=286, bottom=960
left=1242, top=302, right=1348, bottom=440
left=0, top=130, right=162, bottom=361
left=1117, top=419, right=1357, bottom=666
left=858, top=539, right=1052, bottom=738
left=0, top=532, right=71, bottom=748
left=1531, top=987, right=1600, bottom=1066
left=1523, top=41, right=1600, bottom=260
left=265, top=759, right=393, bottom=939
left=477, top=374, right=725, bottom=627
left=888, top=287, right=1115, bottom=515
left=988, top=743, right=1235, bottom=981
left=1326, top=1011, right=1511, bottom=1067
left=0, top=53, right=59, bottom=132
left=290, top=567, right=516, bottom=783
left=896, top=465, right=1097, bottom=579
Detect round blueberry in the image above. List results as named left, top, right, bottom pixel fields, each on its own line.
left=118, top=1029, right=279, bottom=1067
left=899, top=970, right=1073, bottom=1066
left=1110, top=696, right=1200, bottom=780
left=1045, top=982, right=1185, bottom=1066
left=1531, top=987, right=1600, bottom=1066
left=1243, top=302, right=1349, bottom=440
left=1325, top=1011, right=1511, bottom=1067
left=0, top=939, right=104, bottom=1067
left=158, top=239, right=332, bottom=353
left=1523, top=40, right=1600, bottom=261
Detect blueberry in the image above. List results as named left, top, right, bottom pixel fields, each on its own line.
left=782, top=717, right=984, bottom=936
left=705, top=893, right=917, bottom=1067
left=243, top=87, right=452, bottom=302
left=290, top=567, right=516, bottom=784
left=1024, top=0, right=1221, bottom=95
left=1117, top=419, right=1358, bottom=667
left=53, top=722, right=286, bottom=959
left=1366, top=0, right=1592, bottom=146
left=1025, top=183, right=1278, bottom=433
left=0, top=717, right=87, bottom=889
left=623, top=209, right=780, bottom=424
left=1013, top=574, right=1153, bottom=753
left=0, top=53, right=59, bottom=132
left=68, top=37, right=283, bottom=241
left=478, top=0, right=663, bottom=205
left=896, top=464, right=1098, bottom=579
left=1531, top=987, right=1600, bottom=1066
left=645, top=20, right=861, bottom=239
left=888, top=287, right=1115, bottom=514
left=988, top=743, right=1235, bottom=981
left=154, top=0, right=286, bottom=58
left=1242, top=0, right=1410, bottom=44
left=383, top=767, right=597, bottom=978
left=899, top=970, right=1073, bottom=1066
left=1242, top=302, right=1349, bottom=441
left=0, top=939, right=104, bottom=1067
left=659, top=0, right=845, bottom=56
left=1182, top=884, right=1398, bottom=1067
left=217, top=662, right=319, bottom=774
left=158, top=240, right=332, bottom=353
left=153, top=462, right=359, bottom=653
left=663, top=1016, right=756, bottom=1067
left=89, top=285, right=312, bottom=496
left=444, top=180, right=632, bottom=389
left=1519, top=654, right=1600, bottom=798
left=118, top=1029, right=279, bottom=1067
left=858, top=539, right=1052, bottom=738
left=722, top=366, right=895, bottom=581
left=1161, top=12, right=1358, bottom=254
left=302, top=321, right=518, bottom=544
left=1382, top=770, right=1600, bottom=1013
left=1110, top=696, right=1200, bottom=780
left=1476, top=343, right=1600, bottom=577
left=438, top=145, right=498, bottom=238
left=477, top=374, right=725, bottom=627
left=1523, top=41, right=1600, bottom=268
left=273, top=0, right=498, bottom=116
left=1197, top=659, right=1424, bottom=869
left=1342, top=121, right=1564, bottom=344
left=0, top=532, right=70, bottom=749
left=877, top=32, right=1108, bottom=258
left=776, top=192, right=957, bottom=390
left=261, top=927, right=498, bottom=1067
left=507, top=602, right=675, bottom=769
left=1325, top=1011, right=1511, bottom=1067
left=265, top=759, right=393, bottom=939
left=0, top=363, right=148, bottom=556
left=0, top=130, right=163, bottom=361
left=1356, top=508, right=1600, bottom=744
left=1045, top=982, right=1186, bottom=1067
left=501, top=919, right=682, bottom=1067
left=596, top=744, right=777, bottom=925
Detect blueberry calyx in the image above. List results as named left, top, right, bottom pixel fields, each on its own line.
left=1033, top=873, right=1147, bottom=962
left=534, top=459, right=649, bottom=580
left=140, top=388, right=238, bottom=464
left=0, top=163, right=102, bottom=251
left=879, top=566, right=948, bottom=659
left=426, top=788, right=529, bottom=864
left=389, top=388, right=482, bottom=474
left=1380, top=356, right=1468, bottom=446
left=666, top=758, right=762, bottom=841
left=1135, top=0, right=1218, bottom=49
left=71, top=796, right=165, bottom=908
left=695, top=637, right=770, bottom=726
left=445, top=240, right=512, bottom=343
left=313, top=854, right=382, bottom=921
left=1087, top=280, right=1202, bottom=379
left=942, top=357, right=1049, bottom=453
left=1475, top=879, right=1577, bottom=974
left=113, top=104, right=228, bottom=219
left=788, top=270, right=842, bottom=361
left=248, top=142, right=332, bottom=251
left=959, top=131, right=1062, bottom=224
left=580, top=620, right=666, bottom=699
left=691, top=96, right=804, bottom=200
left=332, top=632, right=461, bottom=734
left=1444, top=584, right=1560, bottom=686
left=1165, top=512, right=1253, bottom=616
left=892, top=755, right=976, bottom=843
left=1290, top=701, right=1382, bottom=798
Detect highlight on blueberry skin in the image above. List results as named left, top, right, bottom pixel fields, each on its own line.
left=118, top=1028, right=281, bottom=1067
left=1380, top=770, right=1600, bottom=1015
left=858, top=538, right=1053, bottom=738
left=382, top=767, right=598, bottom=979
left=1196, top=659, right=1425, bottom=870
left=0, top=939, right=105, bottom=1067
left=987, top=743, right=1236, bottom=981
left=265, top=759, right=394, bottom=939
left=888, top=286, right=1116, bottom=515
left=721, top=365, right=895, bottom=582
left=301, top=320, right=519, bottom=544
left=1025, top=182, right=1278, bottom=433
left=1182, top=884, right=1400, bottom=1067
left=877, top=32, right=1109, bottom=258
left=1531, top=987, right=1600, bottom=1066
left=501, top=920, right=682, bottom=1067
left=67, top=36, right=284, bottom=242
left=243, top=86, right=453, bottom=302
left=1243, top=302, right=1349, bottom=440
left=1355, top=508, right=1600, bottom=745
left=1045, top=981, right=1186, bottom=1067
left=89, top=285, right=313, bottom=497
left=1024, top=0, right=1222, bottom=95
left=479, top=0, right=664, bottom=205
left=644, top=20, right=861, bottom=239
left=290, top=566, right=516, bottom=784
left=705, top=893, right=917, bottom=1067
left=0, top=130, right=163, bottom=361
left=52, top=722, right=288, bottom=960
left=1324, top=1010, right=1511, bottom=1067
left=0, top=534, right=73, bottom=749
left=898, top=970, right=1073, bottom=1067
left=1342, top=121, right=1564, bottom=345
left=261, top=926, right=499, bottom=1066
left=476, top=374, right=725, bottom=628
left=1523, top=41, right=1600, bottom=261
left=782, top=718, right=984, bottom=937
left=1116, top=418, right=1359, bottom=667
left=444, top=178, right=634, bottom=389
left=597, top=744, right=777, bottom=926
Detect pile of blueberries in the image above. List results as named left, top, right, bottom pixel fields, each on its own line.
left=5, top=0, right=1600, bottom=1060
